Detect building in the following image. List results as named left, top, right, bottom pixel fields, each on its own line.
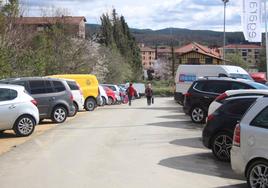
left=219, top=44, right=262, bottom=71
left=15, top=16, right=87, bottom=38
left=139, top=44, right=156, bottom=70
left=175, top=42, right=223, bottom=65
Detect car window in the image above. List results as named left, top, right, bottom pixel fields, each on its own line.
left=12, top=81, right=27, bottom=87
left=193, top=82, right=205, bottom=91
left=0, top=88, right=18, bottom=101
left=53, top=81, right=66, bottom=92
left=29, top=80, right=46, bottom=94
left=202, top=81, right=230, bottom=94
left=251, top=107, right=268, bottom=128
left=45, top=81, right=54, bottom=93
left=108, top=86, right=116, bottom=91
left=231, top=82, right=252, bottom=90
left=222, top=98, right=256, bottom=116
left=67, top=81, right=79, bottom=90
left=248, top=82, right=268, bottom=89
left=229, top=73, right=252, bottom=80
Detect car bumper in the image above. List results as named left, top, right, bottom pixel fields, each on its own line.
left=183, top=105, right=191, bottom=115
left=231, top=146, right=246, bottom=176
left=202, top=129, right=211, bottom=149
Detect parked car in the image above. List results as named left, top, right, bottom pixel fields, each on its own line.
left=0, top=84, right=39, bottom=136
left=203, top=95, right=261, bottom=161
left=231, top=96, right=268, bottom=188
left=1, top=77, right=75, bottom=123
left=250, top=72, right=267, bottom=84
left=208, top=89, right=268, bottom=116
left=175, top=65, right=252, bottom=104
left=183, top=77, right=268, bottom=123
left=62, top=79, right=84, bottom=116
left=49, top=74, right=99, bottom=111
left=103, top=86, right=116, bottom=105
left=101, top=84, right=122, bottom=103
left=98, top=85, right=108, bottom=106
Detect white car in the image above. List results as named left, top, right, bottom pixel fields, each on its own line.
left=99, top=85, right=108, bottom=105
left=208, top=89, right=268, bottom=116
left=63, top=79, right=85, bottom=116
left=0, top=84, right=39, bottom=136
left=231, top=96, right=268, bottom=188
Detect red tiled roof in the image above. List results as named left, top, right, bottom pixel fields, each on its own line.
left=175, top=42, right=221, bottom=59
left=15, top=16, right=86, bottom=25
left=222, top=44, right=262, bottom=49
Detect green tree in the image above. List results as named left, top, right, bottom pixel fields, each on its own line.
left=257, top=48, right=266, bottom=72
left=225, top=52, right=248, bottom=69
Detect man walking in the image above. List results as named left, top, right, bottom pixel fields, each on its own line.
left=127, top=83, right=135, bottom=106
left=145, top=83, right=153, bottom=106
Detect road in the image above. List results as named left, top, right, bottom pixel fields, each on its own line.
left=0, top=98, right=246, bottom=188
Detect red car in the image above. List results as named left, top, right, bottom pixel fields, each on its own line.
left=250, top=72, right=267, bottom=84
left=103, top=86, right=116, bottom=105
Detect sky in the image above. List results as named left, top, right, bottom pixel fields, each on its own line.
left=19, top=0, right=243, bottom=31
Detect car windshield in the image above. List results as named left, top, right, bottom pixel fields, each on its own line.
left=229, top=73, right=252, bottom=80
left=248, top=82, right=268, bottom=89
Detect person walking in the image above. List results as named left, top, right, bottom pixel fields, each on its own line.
left=126, top=83, right=135, bottom=106
left=145, top=83, right=153, bottom=106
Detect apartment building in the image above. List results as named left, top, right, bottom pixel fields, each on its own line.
left=220, top=44, right=262, bottom=70
left=139, top=44, right=156, bottom=70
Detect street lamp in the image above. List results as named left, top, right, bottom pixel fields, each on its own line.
left=222, top=0, right=229, bottom=64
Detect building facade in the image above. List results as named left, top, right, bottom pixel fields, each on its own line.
left=220, top=44, right=262, bottom=71
left=15, top=16, right=87, bottom=38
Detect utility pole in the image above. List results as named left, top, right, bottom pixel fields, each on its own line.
left=264, top=0, right=268, bottom=78
left=222, top=0, right=229, bottom=64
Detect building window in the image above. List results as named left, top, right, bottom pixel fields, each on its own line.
left=205, top=57, right=213, bottom=64
left=248, top=49, right=252, bottom=52
left=143, top=56, right=145, bottom=60
left=187, top=58, right=200, bottom=65
left=242, top=51, right=247, bottom=57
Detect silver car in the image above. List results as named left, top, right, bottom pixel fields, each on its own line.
left=0, top=84, right=39, bottom=136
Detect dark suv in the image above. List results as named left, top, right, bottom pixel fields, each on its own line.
left=0, top=77, right=75, bottom=123
left=183, top=77, right=268, bottom=123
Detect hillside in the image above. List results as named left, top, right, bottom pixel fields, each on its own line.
left=86, top=24, right=248, bottom=47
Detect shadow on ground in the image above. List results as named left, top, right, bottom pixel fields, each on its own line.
left=159, top=152, right=244, bottom=180
left=102, top=106, right=183, bottom=113
left=0, top=132, right=17, bottom=139
left=214, top=184, right=247, bottom=188
left=157, top=114, right=190, bottom=120
left=147, top=121, right=204, bottom=130
left=170, top=137, right=205, bottom=149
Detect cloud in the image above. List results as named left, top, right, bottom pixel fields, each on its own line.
left=19, top=0, right=243, bottom=31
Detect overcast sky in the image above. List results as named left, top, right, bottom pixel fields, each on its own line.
left=19, top=0, right=243, bottom=31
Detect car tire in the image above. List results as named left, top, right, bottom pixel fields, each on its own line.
left=190, top=106, right=206, bottom=123
left=247, top=159, right=268, bottom=188
left=101, top=97, right=106, bottom=106
left=13, top=115, right=36, bottom=137
left=69, top=102, right=78, bottom=117
left=107, top=97, right=114, bottom=105
left=51, top=106, right=67, bottom=123
left=85, top=98, right=96, bottom=111
left=211, top=132, right=233, bottom=162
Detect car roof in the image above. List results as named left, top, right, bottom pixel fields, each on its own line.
left=1, top=77, right=65, bottom=82
left=224, top=95, right=262, bottom=102
left=0, top=83, right=25, bottom=90
left=225, top=89, right=268, bottom=96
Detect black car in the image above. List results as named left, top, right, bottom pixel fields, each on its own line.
left=202, top=95, right=260, bottom=162
left=183, top=77, right=268, bottom=123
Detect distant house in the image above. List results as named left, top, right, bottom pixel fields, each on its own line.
left=219, top=44, right=262, bottom=71
left=175, top=42, right=223, bottom=65
left=139, top=44, right=156, bottom=70
left=15, top=16, right=87, bottom=38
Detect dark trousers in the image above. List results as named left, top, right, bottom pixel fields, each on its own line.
left=128, top=95, right=132, bottom=106
left=147, top=96, right=152, bottom=105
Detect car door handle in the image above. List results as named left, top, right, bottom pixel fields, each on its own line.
left=9, top=105, right=16, bottom=109
left=204, top=96, right=210, bottom=99
left=49, top=97, right=56, bottom=101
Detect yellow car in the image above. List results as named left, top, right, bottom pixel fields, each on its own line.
left=49, top=74, right=99, bottom=111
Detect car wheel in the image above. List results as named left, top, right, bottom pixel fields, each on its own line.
left=13, top=115, right=35, bottom=137
left=101, top=96, right=106, bottom=106
left=85, top=98, right=96, bottom=111
left=211, top=132, right=233, bottom=162
left=69, top=102, right=78, bottom=117
left=107, top=97, right=114, bottom=105
left=51, top=106, right=67, bottom=123
left=247, top=160, right=268, bottom=188
left=190, top=106, right=206, bottom=123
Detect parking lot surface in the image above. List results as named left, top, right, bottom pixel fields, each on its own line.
left=0, top=98, right=246, bottom=188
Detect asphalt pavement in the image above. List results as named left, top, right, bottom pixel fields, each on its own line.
left=0, top=98, right=246, bottom=188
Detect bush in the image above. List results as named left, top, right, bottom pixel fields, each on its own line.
left=153, top=87, right=174, bottom=97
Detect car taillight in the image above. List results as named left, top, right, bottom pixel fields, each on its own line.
left=233, top=123, right=241, bottom=147
left=215, top=92, right=227, bottom=102
left=31, top=99, right=38, bottom=106
left=184, top=93, right=191, bottom=97
left=207, top=114, right=214, bottom=121
left=70, top=93, right=74, bottom=101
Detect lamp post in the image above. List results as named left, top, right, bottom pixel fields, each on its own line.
left=222, top=0, right=229, bottom=64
